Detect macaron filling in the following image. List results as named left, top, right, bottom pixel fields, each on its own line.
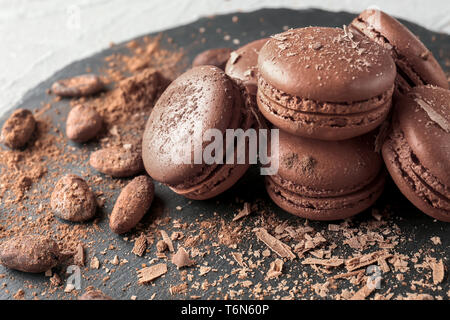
left=266, top=170, right=385, bottom=220
left=257, top=79, right=393, bottom=132
left=384, top=126, right=450, bottom=212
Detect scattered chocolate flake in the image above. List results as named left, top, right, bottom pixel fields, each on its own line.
left=232, top=202, right=253, bottom=221
left=229, top=51, right=240, bottom=64
left=73, top=243, right=85, bottom=267
left=346, top=250, right=392, bottom=271
left=430, top=236, right=441, bottom=245
left=415, top=97, right=450, bottom=133
left=349, top=284, right=375, bottom=300
left=199, top=266, right=212, bottom=276
left=169, top=283, right=188, bottom=295
left=254, top=228, right=296, bottom=260
left=50, top=273, right=62, bottom=287
left=90, top=256, right=100, bottom=270
left=172, top=247, right=195, bottom=269
left=137, top=263, right=167, bottom=284
left=132, top=234, right=147, bottom=257
left=430, top=259, right=445, bottom=285
left=231, top=252, right=246, bottom=268
left=156, top=240, right=168, bottom=253
left=302, top=257, right=344, bottom=268
left=267, top=258, right=284, bottom=279
left=160, top=230, right=174, bottom=252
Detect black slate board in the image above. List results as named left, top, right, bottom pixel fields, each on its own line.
left=0, top=8, right=448, bottom=300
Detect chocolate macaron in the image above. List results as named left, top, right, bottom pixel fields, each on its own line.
left=192, top=48, right=232, bottom=70
left=350, top=9, right=448, bottom=94
left=142, top=66, right=256, bottom=200
left=257, top=27, right=396, bottom=140
left=266, top=129, right=385, bottom=220
left=225, top=38, right=268, bottom=95
left=382, top=85, right=450, bottom=222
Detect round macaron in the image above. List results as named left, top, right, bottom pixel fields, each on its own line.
left=225, top=38, right=268, bottom=95
left=192, top=48, right=232, bottom=70
left=350, top=9, right=448, bottom=94
left=265, top=129, right=385, bottom=220
left=257, top=27, right=396, bottom=140
left=142, top=65, right=256, bottom=200
left=382, top=85, right=450, bottom=222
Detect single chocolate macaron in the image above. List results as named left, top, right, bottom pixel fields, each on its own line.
left=142, top=66, right=256, bottom=200
left=266, top=129, right=385, bottom=220
left=225, top=38, right=268, bottom=95
left=382, top=85, right=450, bottom=222
left=257, top=27, right=396, bottom=140
left=192, top=48, right=232, bottom=70
left=350, top=9, right=448, bottom=94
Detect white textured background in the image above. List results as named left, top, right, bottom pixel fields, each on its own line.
left=1, top=0, right=449, bottom=116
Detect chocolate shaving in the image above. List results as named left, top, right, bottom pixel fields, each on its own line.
left=229, top=51, right=240, bottom=64
left=172, top=247, right=195, bottom=269
left=378, top=257, right=390, bottom=273
left=231, top=252, right=246, bottom=267
left=331, top=270, right=364, bottom=280
left=346, top=250, right=392, bottom=271
left=169, top=283, right=188, bottom=295
left=349, top=285, right=375, bottom=300
left=73, top=244, right=85, bottom=267
left=90, top=256, right=100, bottom=270
left=254, top=228, right=296, bottom=260
left=137, top=263, right=167, bottom=284
left=160, top=230, right=174, bottom=252
left=232, top=202, right=253, bottom=221
left=302, top=257, right=344, bottom=268
left=431, top=259, right=445, bottom=285
left=415, top=97, right=450, bottom=133
left=132, top=234, right=147, bottom=257
left=267, top=259, right=284, bottom=279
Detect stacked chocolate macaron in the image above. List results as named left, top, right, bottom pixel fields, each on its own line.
left=256, top=26, right=395, bottom=220
left=142, top=9, right=449, bottom=222
left=255, top=11, right=448, bottom=221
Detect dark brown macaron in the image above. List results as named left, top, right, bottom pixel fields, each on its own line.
left=225, top=38, right=268, bottom=95
left=142, top=65, right=256, bottom=200
left=257, top=27, right=396, bottom=140
left=382, top=85, right=450, bottom=222
left=266, top=129, right=385, bottom=220
left=350, top=9, right=448, bottom=95
left=192, top=48, right=232, bottom=70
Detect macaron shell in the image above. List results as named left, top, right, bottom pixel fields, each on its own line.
left=272, top=130, right=383, bottom=193
left=166, top=80, right=257, bottom=199
left=225, top=38, right=268, bottom=95
left=397, top=86, right=450, bottom=186
left=142, top=66, right=239, bottom=186
left=258, top=27, right=396, bottom=102
left=351, top=9, right=448, bottom=89
left=265, top=170, right=385, bottom=221
left=170, top=163, right=250, bottom=200
left=382, top=130, right=450, bottom=222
